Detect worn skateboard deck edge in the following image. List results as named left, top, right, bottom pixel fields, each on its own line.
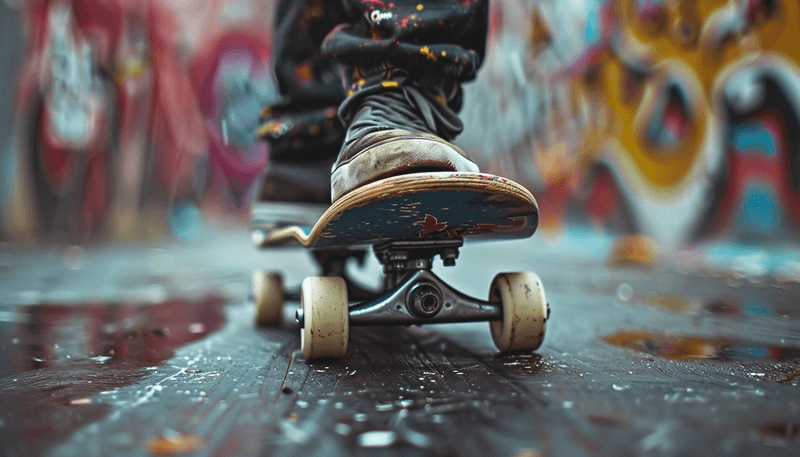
left=250, top=201, right=328, bottom=227
left=249, top=201, right=329, bottom=248
left=256, top=172, right=538, bottom=249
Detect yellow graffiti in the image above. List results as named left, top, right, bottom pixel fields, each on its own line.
left=570, top=0, right=800, bottom=190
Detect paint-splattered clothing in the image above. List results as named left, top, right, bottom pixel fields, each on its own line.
left=262, top=0, right=488, bottom=157
left=259, top=0, right=348, bottom=161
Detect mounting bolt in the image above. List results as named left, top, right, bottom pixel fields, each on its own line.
left=413, top=259, right=429, bottom=269
left=441, top=248, right=459, bottom=267
left=407, top=282, right=443, bottom=318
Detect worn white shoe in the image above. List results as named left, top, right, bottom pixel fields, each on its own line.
left=330, top=85, right=479, bottom=202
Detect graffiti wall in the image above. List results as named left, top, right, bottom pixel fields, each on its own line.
left=458, top=0, right=800, bottom=248
left=0, top=0, right=277, bottom=242
left=2, top=0, right=799, bottom=248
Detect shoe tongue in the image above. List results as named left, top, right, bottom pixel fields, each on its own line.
left=405, top=88, right=438, bottom=135
left=407, top=86, right=464, bottom=140
left=341, top=80, right=464, bottom=141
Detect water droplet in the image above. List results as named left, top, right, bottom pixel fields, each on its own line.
left=334, top=423, right=351, bottom=435
left=612, top=384, right=628, bottom=391
left=617, top=283, right=633, bottom=302
left=357, top=430, right=397, bottom=448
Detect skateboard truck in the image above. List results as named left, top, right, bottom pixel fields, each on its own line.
left=296, top=239, right=503, bottom=327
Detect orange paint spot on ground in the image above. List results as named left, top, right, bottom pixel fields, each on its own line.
left=147, top=433, right=203, bottom=456
left=607, top=235, right=659, bottom=268
left=602, top=330, right=727, bottom=361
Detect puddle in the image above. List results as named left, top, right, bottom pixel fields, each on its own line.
left=3, top=296, right=225, bottom=374
left=602, top=330, right=800, bottom=362
left=625, top=292, right=800, bottom=320
left=0, top=295, right=226, bottom=456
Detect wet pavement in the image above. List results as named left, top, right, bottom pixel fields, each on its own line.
left=1, top=229, right=799, bottom=456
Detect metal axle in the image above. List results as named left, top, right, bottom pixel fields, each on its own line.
left=297, top=239, right=502, bottom=328
left=297, top=269, right=501, bottom=327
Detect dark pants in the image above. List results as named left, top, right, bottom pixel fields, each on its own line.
left=263, top=0, right=488, bottom=160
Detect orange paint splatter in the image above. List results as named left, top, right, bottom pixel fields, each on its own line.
left=607, top=235, right=659, bottom=268
left=419, top=45, right=436, bottom=61
left=603, top=330, right=725, bottom=361
left=148, top=433, right=203, bottom=456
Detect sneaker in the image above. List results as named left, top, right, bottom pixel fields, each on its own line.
left=330, top=79, right=480, bottom=202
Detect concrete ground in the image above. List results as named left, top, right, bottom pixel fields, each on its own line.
left=1, top=227, right=799, bottom=456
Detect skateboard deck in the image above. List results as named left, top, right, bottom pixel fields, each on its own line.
left=251, top=171, right=547, bottom=361
left=251, top=172, right=539, bottom=249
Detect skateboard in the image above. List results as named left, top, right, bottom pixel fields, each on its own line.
left=250, top=171, right=548, bottom=360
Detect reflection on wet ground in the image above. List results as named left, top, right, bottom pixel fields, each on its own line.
left=629, top=291, right=800, bottom=320
left=1, top=233, right=800, bottom=456
left=603, top=330, right=800, bottom=363
left=4, top=297, right=225, bottom=375
left=0, top=296, right=225, bottom=456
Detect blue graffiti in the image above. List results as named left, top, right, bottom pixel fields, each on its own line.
left=743, top=301, right=771, bottom=317
left=735, top=183, right=781, bottom=238
left=585, top=7, right=601, bottom=46
left=729, top=123, right=777, bottom=156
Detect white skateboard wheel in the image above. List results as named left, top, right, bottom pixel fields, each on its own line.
left=253, top=271, right=283, bottom=326
left=489, top=272, right=547, bottom=352
left=300, top=276, right=349, bottom=360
